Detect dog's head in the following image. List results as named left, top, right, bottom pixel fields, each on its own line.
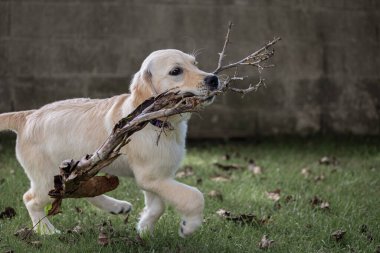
left=130, top=49, right=219, bottom=107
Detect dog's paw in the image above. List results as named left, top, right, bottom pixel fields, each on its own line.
left=178, top=216, right=202, bottom=238
left=109, top=200, right=132, bottom=215
left=35, top=222, right=61, bottom=235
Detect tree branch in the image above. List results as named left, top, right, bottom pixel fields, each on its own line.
left=47, top=24, right=281, bottom=216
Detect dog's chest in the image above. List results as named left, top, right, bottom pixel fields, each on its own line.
left=105, top=123, right=187, bottom=178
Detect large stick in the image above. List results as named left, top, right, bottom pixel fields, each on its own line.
left=47, top=23, right=281, bottom=215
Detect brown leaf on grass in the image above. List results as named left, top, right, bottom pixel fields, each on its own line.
left=310, top=196, right=323, bottom=207
left=210, top=174, right=231, bottom=182
left=314, top=174, right=326, bottom=182
left=359, top=224, right=374, bottom=242
left=222, top=153, right=231, bottom=161
left=248, top=160, right=262, bottom=175
left=124, top=214, right=129, bottom=224
left=98, top=221, right=114, bottom=246
left=213, top=162, right=243, bottom=171
left=48, top=174, right=119, bottom=216
left=284, top=195, right=294, bottom=203
left=320, top=201, right=330, bottom=210
left=265, top=189, right=281, bottom=201
left=67, top=225, right=83, bottom=235
left=208, top=190, right=223, bottom=201
left=216, top=209, right=231, bottom=217
left=14, top=227, right=35, bottom=241
left=331, top=229, right=346, bottom=242
left=0, top=207, right=16, bottom=219
left=98, top=232, right=110, bottom=246
left=301, top=168, right=311, bottom=178
left=319, top=156, right=338, bottom=166
left=310, top=196, right=330, bottom=210
left=29, top=241, right=42, bottom=248
left=258, top=235, right=274, bottom=249
left=273, top=201, right=282, bottom=210
left=175, top=165, right=194, bottom=178
left=74, top=207, right=83, bottom=214
left=216, top=209, right=268, bottom=226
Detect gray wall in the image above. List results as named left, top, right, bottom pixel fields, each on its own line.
left=0, top=0, right=379, bottom=137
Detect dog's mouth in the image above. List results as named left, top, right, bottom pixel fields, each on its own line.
left=203, top=95, right=215, bottom=104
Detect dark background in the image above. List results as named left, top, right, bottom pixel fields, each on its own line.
left=0, top=0, right=379, bottom=138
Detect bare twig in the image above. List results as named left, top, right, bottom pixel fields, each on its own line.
left=214, top=37, right=281, bottom=74
left=215, top=21, right=233, bottom=74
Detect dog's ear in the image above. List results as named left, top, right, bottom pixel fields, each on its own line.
left=130, top=64, right=157, bottom=106
left=141, top=63, right=159, bottom=95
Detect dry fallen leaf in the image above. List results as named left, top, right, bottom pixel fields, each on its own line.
left=175, top=165, right=194, bottom=178
left=97, top=221, right=114, bottom=246
left=331, top=229, right=346, bottom=242
left=208, top=190, right=223, bottom=201
left=310, top=196, right=330, bottom=210
left=310, top=196, right=323, bottom=207
left=320, top=201, right=330, bottom=210
left=98, top=232, right=110, bottom=246
left=314, top=174, right=326, bottom=182
left=216, top=209, right=267, bottom=226
left=222, top=153, right=231, bottom=161
left=0, top=207, right=16, bottom=219
left=319, top=156, right=338, bottom=166
left=273, top=201, right=282, bottom=210
left=258, top=235, right=274, bottom=249
left=211, top=174, right=231, bottom=182
left=248, top=160, right=262, bottom=175
left=74, top=206, right=83, bottom=214
left=301, top=168, right=311, bottom=178
left=213, top=162, right=243, bottom=171
left=67, top=225, right=83, bottom=235
left=14, top=227, right=35, bottom=241
left=284, top=195, right=294, bottom=203
left=29, top=241, right=42, bottom=249
left=265, top=189, right=281, bottom=201
left=216, top=209, right=231, bottom=218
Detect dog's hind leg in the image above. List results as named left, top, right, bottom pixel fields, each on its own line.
left=137, top=191, right=165, bottom=235
left=87, top=195, right=132, bottom=215
left=23, top=188, right=60, bottom=235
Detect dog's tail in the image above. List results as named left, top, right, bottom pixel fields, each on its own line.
left=0, top=110, right=34, bottom=133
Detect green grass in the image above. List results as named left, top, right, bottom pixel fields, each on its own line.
left=0, top=134, right=379, bottom=252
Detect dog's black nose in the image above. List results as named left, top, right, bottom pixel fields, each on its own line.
left=204, top=75, right=219, bottom=90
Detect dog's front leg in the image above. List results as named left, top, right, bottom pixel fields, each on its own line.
left=137, top=191, right=165, bottom=235
left=137, top=177, right=204, bottom=237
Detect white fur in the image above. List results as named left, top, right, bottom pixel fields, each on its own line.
left=0, top=49, right=217, bottom=237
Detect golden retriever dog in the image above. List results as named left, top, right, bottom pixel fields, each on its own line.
left=0, top=49, right=219, bottom=237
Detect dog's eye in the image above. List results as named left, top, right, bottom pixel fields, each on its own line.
left=169, top=67, right=183, bottom=76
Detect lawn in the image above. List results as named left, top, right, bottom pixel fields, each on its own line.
left=0, top=134, right=379, bottom=253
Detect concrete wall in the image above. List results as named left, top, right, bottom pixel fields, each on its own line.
left=0, top=0, right=379, bottom=137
